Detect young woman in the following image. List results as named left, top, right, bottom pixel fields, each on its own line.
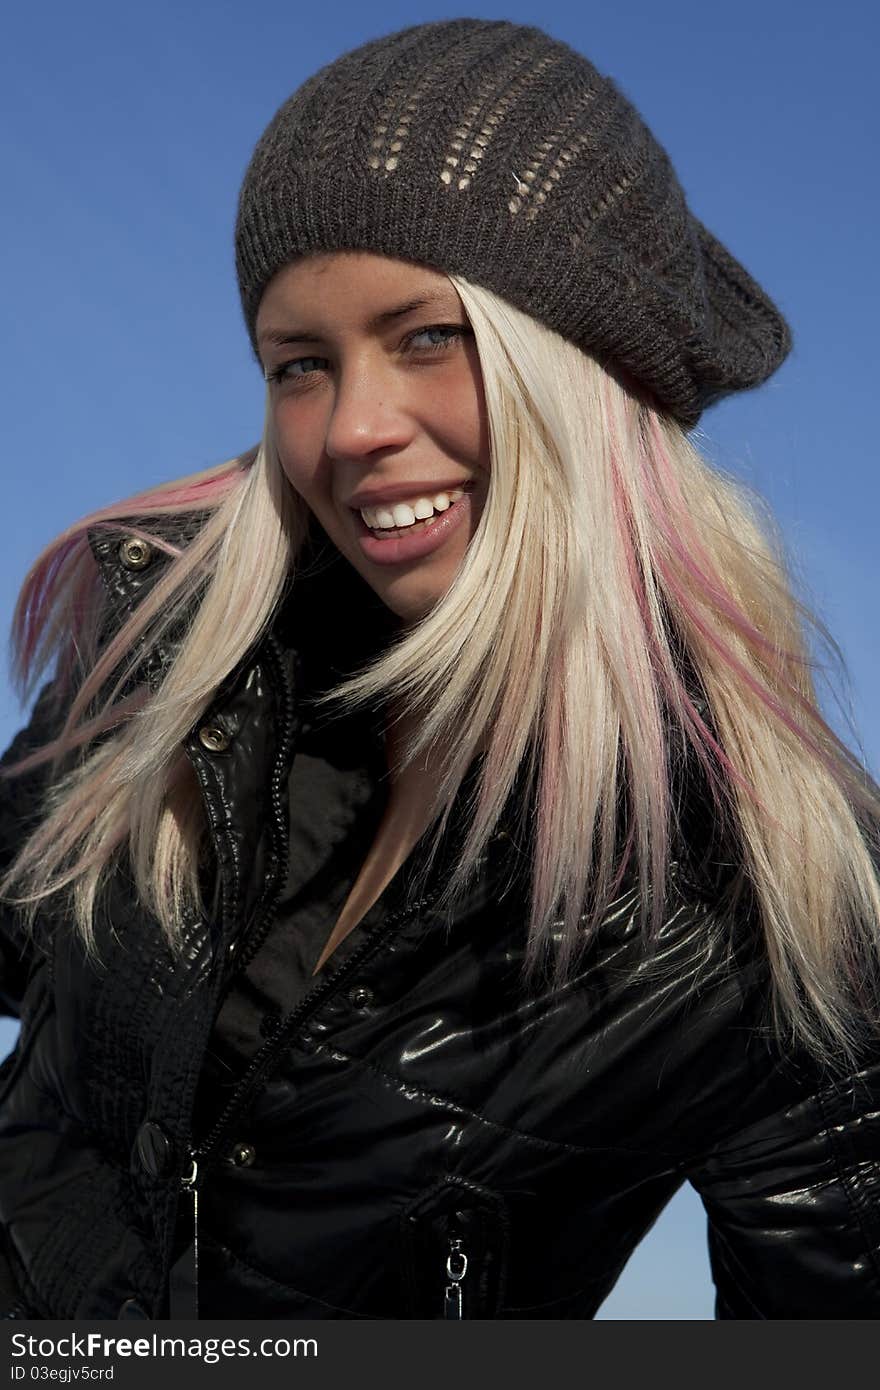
left=2, top=18, right=879, bottom=1321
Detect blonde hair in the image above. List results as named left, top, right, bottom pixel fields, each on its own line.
left=3, top=276, right=879, bottom=1072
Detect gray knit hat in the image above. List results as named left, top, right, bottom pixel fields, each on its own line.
left=235, top=18, right=791, bottom=429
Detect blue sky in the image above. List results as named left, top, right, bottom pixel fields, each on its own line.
left=1, top=0, right=877, bottom=1321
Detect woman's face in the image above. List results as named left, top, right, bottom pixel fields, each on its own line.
left=256, top=251, right=490, bottom=626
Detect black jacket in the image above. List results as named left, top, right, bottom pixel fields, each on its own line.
left=1, top=524, right=880, bottom=1321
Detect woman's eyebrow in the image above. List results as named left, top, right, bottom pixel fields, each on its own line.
left=257, top=291, right=456, bottom=348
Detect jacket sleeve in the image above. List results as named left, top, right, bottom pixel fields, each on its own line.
left=686, top=1054, right=880, bottom=1318
left=0, top=680, right=66, bottom=1019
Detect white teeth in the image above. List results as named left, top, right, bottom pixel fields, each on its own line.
left=360, top=487, right=466, bottom=530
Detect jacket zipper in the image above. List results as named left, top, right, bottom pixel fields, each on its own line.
left=171, top=886, right=440, bottom=1318
left=171, top=631, right=297, bottom=1320
left=443, top=1231, right=469, bottom=1319
left=220, top=635, right=297, bottom=977
left=196, top=890, right=438, bottom=1162
left=169, top=1157, right=200, bottom=1319
left=173, top=631, right=445, bottom=1317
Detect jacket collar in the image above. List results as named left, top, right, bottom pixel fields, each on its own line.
left=88, top=514, right=404, bottom=699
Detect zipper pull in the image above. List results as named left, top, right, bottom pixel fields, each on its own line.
left=168, top=1153, right=200, bottom=1319
left=443, top=1234, right=468, bottom=1319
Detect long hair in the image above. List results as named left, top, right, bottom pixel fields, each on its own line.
left=2, top=276, right=879, bottom=1071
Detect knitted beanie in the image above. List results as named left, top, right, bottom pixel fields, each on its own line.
left=235, top=18, right=791, bottom=429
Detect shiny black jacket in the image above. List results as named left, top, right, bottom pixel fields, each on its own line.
left=1, top=524, right=880, bottom=1321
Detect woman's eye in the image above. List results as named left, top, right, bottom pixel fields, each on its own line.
left=407, top=325, right=467, bottom=352
left=265, top=324, right=469, bottom=386
left=266, top=356, right=326, bottom=384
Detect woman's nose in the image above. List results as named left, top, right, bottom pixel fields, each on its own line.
left=324, top=362, right=414, bottom=461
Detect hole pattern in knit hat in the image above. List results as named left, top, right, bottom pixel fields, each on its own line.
left=367, top=65, right=443, bottom=173
left=435, top=49, right=561, bottom=193
left=437, top=48, right=533, bottom=191
left=508, top=91, right=599, bottom=222
left=517, top=92, right=635, bottom=233
left=584, top=172, right=635, bottom=223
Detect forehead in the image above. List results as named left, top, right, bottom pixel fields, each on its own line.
left=256, top=251, right=461, bottom=337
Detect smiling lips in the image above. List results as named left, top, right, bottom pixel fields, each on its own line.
left=354, top=486, right=473, bottom=565
left=346, top=478, right=474, bottom=509
left=359, top=488, right=466, bottom=533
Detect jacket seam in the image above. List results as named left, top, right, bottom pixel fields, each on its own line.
left=815, top=1084, right=880, bottom=1288
left=504, top=1283, right=599, bottom=1313
left=197, top=1232, right=381, bottom=1318
left=324, top=1043, right=670, bottom=1161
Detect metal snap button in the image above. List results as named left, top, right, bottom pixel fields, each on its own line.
left=118, top=537, right=154, bottom=571
left=198, top=724, right=231, bottom=753
left=133, top=1119, right=175, bottom=1179
left=348, top=984, right=374, bottom=1009
left=229, top=1141, right=256, bottom=1168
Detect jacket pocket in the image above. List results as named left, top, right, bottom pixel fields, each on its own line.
left=400, top=1177, right=510, bottom=1319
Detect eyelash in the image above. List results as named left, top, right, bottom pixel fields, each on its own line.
left=264, top=324, right=471, bottom=386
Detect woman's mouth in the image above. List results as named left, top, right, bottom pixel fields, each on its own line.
left=351, top=484, right=476, bottom=566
